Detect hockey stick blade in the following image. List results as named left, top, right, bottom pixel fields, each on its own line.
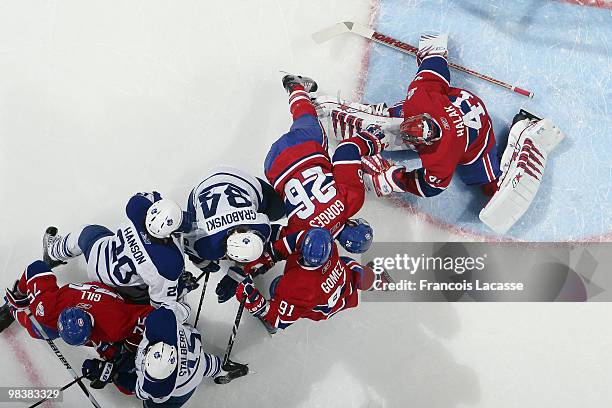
left=311, top=21, right=352, bottom=44
left=214, top=360, right=249, bottom=384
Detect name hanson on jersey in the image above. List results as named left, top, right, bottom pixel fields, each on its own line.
left=124, top=226, right=147, bottom=265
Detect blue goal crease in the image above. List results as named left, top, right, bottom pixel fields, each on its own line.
left=363, top=0, right=612, bottom=240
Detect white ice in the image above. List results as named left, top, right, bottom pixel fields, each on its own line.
left=0, top=1, right=611, bottom=407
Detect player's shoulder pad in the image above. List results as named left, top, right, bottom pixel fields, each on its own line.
left=144, top=306, right=178, bottom=346
left=25, top=260, right=54, bottom=282
left=125, top=193, right=154, bottom=224
left=148, top=244, right=185, bottom=281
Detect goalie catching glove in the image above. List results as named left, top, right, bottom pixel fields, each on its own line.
left=361, top=155, right=405, bottom=196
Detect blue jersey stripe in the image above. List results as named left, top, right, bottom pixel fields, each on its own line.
left=417, top=55, right=450, bottom=84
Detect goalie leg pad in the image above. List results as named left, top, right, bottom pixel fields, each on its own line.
left=479, top=118, right=565, bottom=234
left=315, top=94, right=405, bottom=150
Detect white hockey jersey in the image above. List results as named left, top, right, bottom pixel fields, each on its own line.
left=85, top=193, right=185, bottom=306
left=183, top=166, right=272, bottom=261
left=135, top=302, right=222, bottom=403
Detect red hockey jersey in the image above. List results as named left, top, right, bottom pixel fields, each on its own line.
left=14, top=260, right=153, bottom=349
left=261, top=234, right=361, bottom=329
left=265, top=133, right=380, bottom=237
left=398, top=55, right=495, bottom=196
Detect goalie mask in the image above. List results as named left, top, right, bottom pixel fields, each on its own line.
left=399, top=113, right=441, bottom=146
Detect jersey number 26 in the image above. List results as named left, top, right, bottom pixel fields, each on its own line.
left=284, top=167, right=336, bottom=219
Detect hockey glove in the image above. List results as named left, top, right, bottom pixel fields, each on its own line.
left=4, top=280, right=29, bottom=312
left=178, top=270, right=200, bottom=298
left=82, top=358, right=116, bottom=388
left=243, top=244, right=277, bottom=276
left=96, top=342, right=125, bottom=362
left=235, top=276, right=268, bottom=317
left=416, top=33, right=448, bottom=66
left=358, top=124, right=388, bottom=153
left=361, top=156, right=405, bottom=197
left=215, top=267, right=246, bottom=303
left=192, top=259, right=221, bottom=274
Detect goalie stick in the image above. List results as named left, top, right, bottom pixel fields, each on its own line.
left=312, top=21, right=534, bottom=98
left=25, top=310, right=102, bottom=408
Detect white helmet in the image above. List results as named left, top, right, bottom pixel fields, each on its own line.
left=145, top=199, right=183, bottom=239
left=226, top=231, right=264, bottom=263
left=144, top=342, right=177, bottom=381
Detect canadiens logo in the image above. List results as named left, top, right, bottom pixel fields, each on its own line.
left=76, top=303, right=92, bottom=310
left=36, top=302, right=44, bottom=317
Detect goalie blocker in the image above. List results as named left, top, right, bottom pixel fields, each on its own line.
left=479, top=112, right=565, bottom=234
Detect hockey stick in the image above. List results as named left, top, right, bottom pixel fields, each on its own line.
left=312, top=21, right=534, bottom=98
left=28, top=375, right=86, bottom=408
left=25, top=311, right=102, bottom=408
left=193, top=271, right=210, bottom=327
left=214, top=297, right=249, bottom=384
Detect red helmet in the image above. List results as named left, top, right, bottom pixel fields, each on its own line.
left=399, top=113, right=441, bottom=146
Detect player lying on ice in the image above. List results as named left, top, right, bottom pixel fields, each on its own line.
left=213, top=72, right=389, bottom=304
left=263, top=72, right=389, bottom=239
left=77, top=302, right=244, bottom=407
left=41, top=191, right=200, bottom=307
left=234, top=227, right=390, bottom=333
left=315, top=33, right=565, bottom=233
left=0, top=259, right=154, bottom=393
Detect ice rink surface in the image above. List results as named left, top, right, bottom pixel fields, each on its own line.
left=0, top=1, right=611, bottom=407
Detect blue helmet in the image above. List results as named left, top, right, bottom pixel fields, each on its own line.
left=337, top=219, right=373, bottom=254
left=57, top=307, right=92, bottom=346
left=301, top=228, right=333, bottom=267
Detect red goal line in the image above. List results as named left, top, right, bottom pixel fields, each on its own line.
left=559, top=0, right=612, bottom=9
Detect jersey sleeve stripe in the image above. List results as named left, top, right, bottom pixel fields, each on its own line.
left=332, top=141, right=362, bottom=163
left=273, top=153, right=328, bottom=189
left=333, top=160, right=362, bottom=165
left=417, top=55, right=450, bottom=85
left=25, top=260, right=53, bottom=282
left=461, top=123, right=492, bottom=165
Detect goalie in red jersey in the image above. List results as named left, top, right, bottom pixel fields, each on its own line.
left=264, top=73, right=388, bottom=243
left=360, top=33, right=502, bottom=198
left=234, top=228, right=388, bottom=332
left=318, top=33, right=565, bottom=233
